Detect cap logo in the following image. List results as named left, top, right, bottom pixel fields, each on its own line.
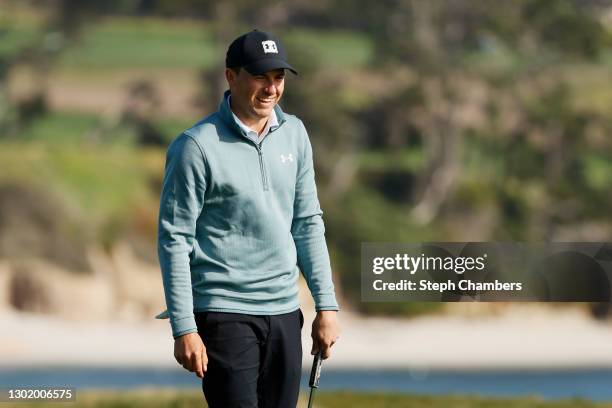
left=262, top=40, right=278, bottom=54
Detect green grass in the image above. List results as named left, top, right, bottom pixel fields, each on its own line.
left=0, top=22, right=42, bottom=59
left=0, top=389, right=202, bottom=408
left=0, top=110, right=185, bottom=244
left=14, top=110, right=175, bottom=146
left=12, top=110, right=188, bottom=145
left=1, top=12, right=374, bottom=74
left=582, top=153, right=612, bottom=191
left=17, top=111, right=102, bottom=143
left=0, top=141, right=164, bottom=237
left=283, top=28, right=374, bottom=68
left=156, top=117, right=196, bottom=142
left=1, top=390, right=610, bottom=408
left=315, top=392, right=612, bottom=407
left=359, top=149, right=425, bottom=172
left=57, top=17, right=219, bottom=70
left=54, top=17, right=374, bottom=71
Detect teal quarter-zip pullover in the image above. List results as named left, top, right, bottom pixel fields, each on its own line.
left=158, top=91, right=339, bottom=338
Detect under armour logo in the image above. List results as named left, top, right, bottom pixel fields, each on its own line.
left=262, top=40, right=278, bottom=54
left=280, top=154, right=294, bottom=163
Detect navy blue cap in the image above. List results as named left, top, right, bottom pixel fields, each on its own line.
left=226, top=30, right=297, bottom=75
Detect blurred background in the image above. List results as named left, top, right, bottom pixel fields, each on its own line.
left=1, top=0, right=612, bottom=406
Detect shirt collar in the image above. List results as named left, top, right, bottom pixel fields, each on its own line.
left=228, top=94, right=279, bottom=140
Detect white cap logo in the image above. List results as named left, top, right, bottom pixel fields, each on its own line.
left=262, top=40, right=278, bottom=54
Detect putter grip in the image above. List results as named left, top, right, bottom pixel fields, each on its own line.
left=309, top=352, right=323, bottom=388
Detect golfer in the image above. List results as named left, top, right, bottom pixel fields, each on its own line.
left=157, top=29, right=340, bottom=407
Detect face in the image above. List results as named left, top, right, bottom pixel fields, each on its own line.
left=226, top=68, right=285, bottom=123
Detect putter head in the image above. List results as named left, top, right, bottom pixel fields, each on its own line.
left=155, top=309, right=169, bottom=319
left=309, top=351, right=323, bottom=388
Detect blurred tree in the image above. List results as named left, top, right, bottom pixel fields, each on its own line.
left=522, top=0, right=609, bottom=58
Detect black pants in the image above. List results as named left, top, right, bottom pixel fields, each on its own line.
left=195, top=309, right=304, bottom=408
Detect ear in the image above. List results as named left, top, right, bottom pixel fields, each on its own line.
left=225, top=68, right=236, bottom=87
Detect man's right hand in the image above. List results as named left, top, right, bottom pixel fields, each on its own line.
left=174, top=332, right=207, bottom=378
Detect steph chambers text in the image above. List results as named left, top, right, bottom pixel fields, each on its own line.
left=372, top=279, right=523, bottom=292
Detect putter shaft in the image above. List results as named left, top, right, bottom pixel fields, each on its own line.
left=307, top=352, right=323, bottom=408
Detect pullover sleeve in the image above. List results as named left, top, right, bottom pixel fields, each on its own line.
left=291, top=121, right=339, bottom=311
left=158, top=134, right=207, bottom=338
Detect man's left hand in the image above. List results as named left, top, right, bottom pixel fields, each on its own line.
left=311, top=310, right=340, bottom=360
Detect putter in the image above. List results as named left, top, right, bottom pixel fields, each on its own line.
left=307, top=351, right=323, bottom=408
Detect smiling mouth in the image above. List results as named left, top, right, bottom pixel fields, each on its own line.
left=257, top=96, right=276, bottom=104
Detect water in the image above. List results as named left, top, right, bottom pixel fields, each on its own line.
left=315, top=369, right=612, bottom=401
left=1, top=367, right=611, bottom=401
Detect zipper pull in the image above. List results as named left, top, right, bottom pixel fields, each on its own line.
left=255, top=144, right=268, bottom=191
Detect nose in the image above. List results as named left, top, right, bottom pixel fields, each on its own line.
left=263, top=79, right=277, bottom=95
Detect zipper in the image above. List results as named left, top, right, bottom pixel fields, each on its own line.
left=255, top=144, right=269, bottom=191
left=232, top=120, right=282, bottom=192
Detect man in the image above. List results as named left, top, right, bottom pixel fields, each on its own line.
left=157, top=29, right=340, bottom=407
